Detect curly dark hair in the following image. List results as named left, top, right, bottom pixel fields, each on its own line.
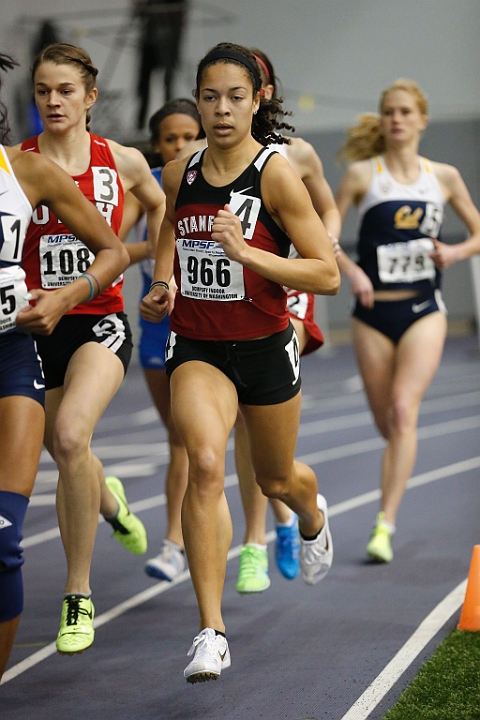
left=195, top=42, right=294, bottom=146
left=0, top=53, right=19, bottom=144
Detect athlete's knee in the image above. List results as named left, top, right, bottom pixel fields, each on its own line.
left=388, top=397, right=418, bottom=435
left=0, top=491, right=29, bottom=622
left=187, top=446, right=224, bottom=492
left=52, top=416, right=90, bottom=463
left=256, top=473, right=289, bottom=501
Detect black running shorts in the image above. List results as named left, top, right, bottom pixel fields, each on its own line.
left=33, top=312, right=133, bottom=390
left=165, top=323, right=301, bottom=406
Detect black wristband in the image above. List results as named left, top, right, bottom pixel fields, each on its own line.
left=149, top=281, right=169, bottom=293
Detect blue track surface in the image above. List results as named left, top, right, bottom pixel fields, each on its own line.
left=2, top=336, right=479, bottom=720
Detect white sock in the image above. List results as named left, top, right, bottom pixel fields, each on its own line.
left=276, top=511, right=295, bottom=528
left=378, top=519, right=396, bottom=534
left=244, top=542, right=267, bottom=551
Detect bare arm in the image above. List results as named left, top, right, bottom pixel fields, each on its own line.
left=430, top=162, right=480, bottom=268
left=289, top=138, right=342, bottom=239
left=109, top=140, right=166, bottom=261
left=334, top=161, right=375, bottom=307
left=213, top=155, right=340, bottom=295
left=9, top=148, right=130, bottom=333
left=118, top=191, right=149, bottom=265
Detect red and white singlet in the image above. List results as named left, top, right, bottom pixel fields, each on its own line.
left=21, top=134, right=124, bottom=315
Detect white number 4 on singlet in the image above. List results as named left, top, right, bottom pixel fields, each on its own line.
left=228, top=190, right=261, bottom=240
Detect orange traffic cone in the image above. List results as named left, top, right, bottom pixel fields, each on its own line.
left=458, top=545, right=480, bottom=631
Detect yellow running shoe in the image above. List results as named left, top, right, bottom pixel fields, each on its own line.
left=366, top=512, right=394, bottom=563
left=105, top=476, right=147, bottom=555
left=56, top=595, right=95, bottom=654
left=235, top=544, right=270, bottom=593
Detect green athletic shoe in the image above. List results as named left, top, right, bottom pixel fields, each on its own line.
left=366, top=513, right=394, bottom=563
left=105, top=476, right=147, bottom=555
left=56, top=595, right=95, bottom=655
left=236, top=544, right=271, bottom=594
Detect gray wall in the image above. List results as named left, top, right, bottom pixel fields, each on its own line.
left=3, top=1, right=480, bottom=338
left=3, top=0, right=480, bottom=138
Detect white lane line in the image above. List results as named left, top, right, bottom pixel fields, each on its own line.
left=339, top=581, right=467, bottom=720
left=30, top=411, right=480, bottom=500
left=6, top=458, right=478, bottom=684
left=24, top=473, right=240, bottom=545
left=298, top=390, right=480, bottom=439
left=91, top=376, right=480, bottom=434
left=25, top=451, right=480, bottom=545
left=300, top=414, right=480, bottom=466
left=34, top=389, right=480, bottom=469
left=1, top=532, right=273, bottom=685
left=329, top=455, right=480, bottom=516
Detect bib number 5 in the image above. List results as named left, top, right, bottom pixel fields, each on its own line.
left=0, top=266, right=29, bottom=334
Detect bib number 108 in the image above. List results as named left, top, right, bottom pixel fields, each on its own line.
left=42, top=247, right=91, bottom=276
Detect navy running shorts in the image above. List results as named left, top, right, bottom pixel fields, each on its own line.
left=139, top=314, right=170, bottom=371
left=352, top=289, right=446, bottom=344
left=138, top=272, right=170, bottom=370
left=0, top=330, right=45, bottom=405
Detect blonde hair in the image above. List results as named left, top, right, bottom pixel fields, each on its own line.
left=338, top=79, right=428, bottom=164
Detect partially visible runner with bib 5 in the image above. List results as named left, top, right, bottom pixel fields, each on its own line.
left=335, top=79, right=480, bottom=563
left=0, top=53, right=130, bottom=679
left=16, top=43, right=165, bottom=656
left=141, top=42, right=340, bottom=683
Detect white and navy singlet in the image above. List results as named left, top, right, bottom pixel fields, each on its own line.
left=356, top=155, right=446, bottom=292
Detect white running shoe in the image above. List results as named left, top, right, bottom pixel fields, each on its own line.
left=184, top=628, right=231, bottom=683
left=144, top=539, right=186, bottom=582
left=299, top=493, right=333, bottom=585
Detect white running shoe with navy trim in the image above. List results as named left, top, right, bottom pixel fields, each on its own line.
left=144, top=539, right=185, bottom=581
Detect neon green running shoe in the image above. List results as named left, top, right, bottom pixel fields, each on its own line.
left=56, top=595, right=95, bottom=655
left=366, top=513, right=394, bottom=563
left=105, top=476, right=147, bottom=555
left=236, top=544, right=270, bottom=594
